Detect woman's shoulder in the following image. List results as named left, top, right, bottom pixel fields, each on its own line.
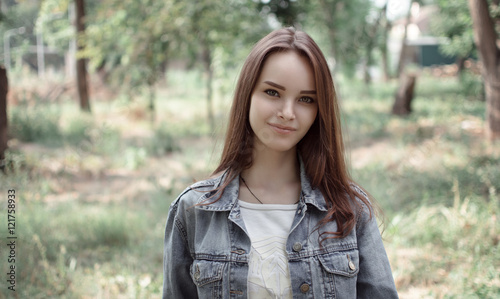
left=176, top=177, right=219, bottom=203
left=348, top=183, right=376, bottom=221
left=349, top=183, right=369, bottom=201
left=171, top=171, right=227, bottom=208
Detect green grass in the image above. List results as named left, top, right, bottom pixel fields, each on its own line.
left=340, top=74, right=499, bottom=297
left=1, top=70, right=499, bottom=298
left=9, top=105, right=63, bottom=145
left=386, top=195, right=500, bottom=298
left=0, top=189, right=170, bottom=298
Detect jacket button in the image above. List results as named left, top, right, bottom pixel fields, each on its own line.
left=300, top=283, right=310, bottom=293
left=194, top=265, right=200, bottom=280
left=349, top=260, right=356, bottom=270
left=292, top=242, right=302, bottom=252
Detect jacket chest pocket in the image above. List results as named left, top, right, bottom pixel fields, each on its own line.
left=318, top=250, right=359, bottom=299
left=190, top=260, right=225, bottom=298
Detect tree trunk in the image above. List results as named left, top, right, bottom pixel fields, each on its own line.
left=318, top=0, right=338, bottom=70
left=397, top=1, right=414, bottom=78
left=381, top=9, right=392, bottom=81
left=381, top=36, right=390, bottom=81
left=75, top=0, right=90, bottom=112
left=456, top=57, right=466, bottom=75
left=201, top=41, right=214, bottom=132
left=147, top=83, right=156, bottom=124
left=468, top=0, right=500, bottom=140
left=363, top=3, right=387, bottom=85
left=146, top=44, right=156, bottom=124
left=0, top=66, right=8, bottom=171
left=362, top=50, right=372, bottom=85
left=96, top=59, right=109, bottom=84
left=392, top=73, right=416, bottom=116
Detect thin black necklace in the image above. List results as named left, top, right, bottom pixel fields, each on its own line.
left=240, top=176, right=264, bottom=204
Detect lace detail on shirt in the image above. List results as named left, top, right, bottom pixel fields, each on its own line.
left=247, top=236, right=293, bottom=298
left=238, top=200, right=296, bottom=299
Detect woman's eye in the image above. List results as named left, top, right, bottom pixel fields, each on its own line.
left=299, top=96, right=314, bottom=103
left=265, top=89, right=279, bottom=97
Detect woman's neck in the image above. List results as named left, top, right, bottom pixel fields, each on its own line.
left=239, top=146, right=301, bottom=204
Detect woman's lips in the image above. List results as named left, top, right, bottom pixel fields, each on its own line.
left=268, top=123, right=296, bottom=134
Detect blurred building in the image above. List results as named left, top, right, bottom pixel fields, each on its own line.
left=389, top=3, right=456, bottom=68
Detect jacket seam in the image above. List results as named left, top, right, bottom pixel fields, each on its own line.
left=174, top=218, right=191, bottom=255
left=192, top=253, right=248, bottom=263
left=288, top=244, right=358, bottom=260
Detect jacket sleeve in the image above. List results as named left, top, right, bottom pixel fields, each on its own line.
left=355, top=203, right=399, bottom=298
left=162, top=199, right=198, bottom=299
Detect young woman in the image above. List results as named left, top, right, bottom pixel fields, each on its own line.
left=163, top=28, right=398, bottom=299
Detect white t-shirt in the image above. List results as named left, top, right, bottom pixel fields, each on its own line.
left=238, top=200, right=297, bottom=299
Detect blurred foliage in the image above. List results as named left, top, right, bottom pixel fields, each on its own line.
left=431, top=0, right=500, bottom=60
left=8, top=102, right=123, bottom=154
left=0, top=1, right=40, bottom=69
left=1, top=201, right=141, bottom=297
left=30, top=0, right=386, bottom=88
left=84, top=0, right=177, bottom=90
left=147, top=123, right=180, bottom=157
left=1, top=70, right=499, bottom=297
left=344, top=74, right=496, bottom=213
left=1, top=1, right=498, bottom=297
left=36, top=0, right=72, bottom=50
left=305, top=0, right=374, bottom=75
left=257, top=0, right=308, bottom=27
left=1, top=0, right=39, bottom=30
left=36, top=0, right=269, bottom=91
left=388, top=195, right=499, bottom=298
left=9, top=104, right=62, bottom=144
left=430, top=0, right=475, bottom=59
left=2, top=0, right=496, bottom=91
left=63, top=113, right=95, bottom=146
left=459, top=69, right=485, bottom=100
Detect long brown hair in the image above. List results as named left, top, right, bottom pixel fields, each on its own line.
left=211, top=27, right=372, bottom=239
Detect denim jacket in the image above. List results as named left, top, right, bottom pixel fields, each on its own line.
left=163, top=164, right=399, bottom=299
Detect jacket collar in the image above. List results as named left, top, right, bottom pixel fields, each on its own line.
left=195, top=156, right=328, bottom=212
left=298, top=157, right=328, bottom=211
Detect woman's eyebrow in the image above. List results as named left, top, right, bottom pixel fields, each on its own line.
left=300, top=90, right=317, bottom=94
left=264, top=80, right=316, bottom=94
left=264, top=81, right=286, bottom=91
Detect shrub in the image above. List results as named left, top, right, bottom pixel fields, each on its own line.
left=147, top=123, right=180, bottom=156
left=63, top=114, right=95, bottom=146
left=389, top=196, right=500, bottom=298
left=9, top=106, right=62, bottom=145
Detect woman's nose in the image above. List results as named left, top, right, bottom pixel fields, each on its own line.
left=278, top=100, right=296, bottom=120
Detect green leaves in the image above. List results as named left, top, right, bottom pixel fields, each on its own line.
left=61, top=0, right=268, bottom=93
left=430, top=0, right=475, bottom=58
left=304, top=0, right=375, bottom=74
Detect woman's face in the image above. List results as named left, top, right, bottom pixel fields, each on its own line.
left=249, top=51, right=318, bottom=154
